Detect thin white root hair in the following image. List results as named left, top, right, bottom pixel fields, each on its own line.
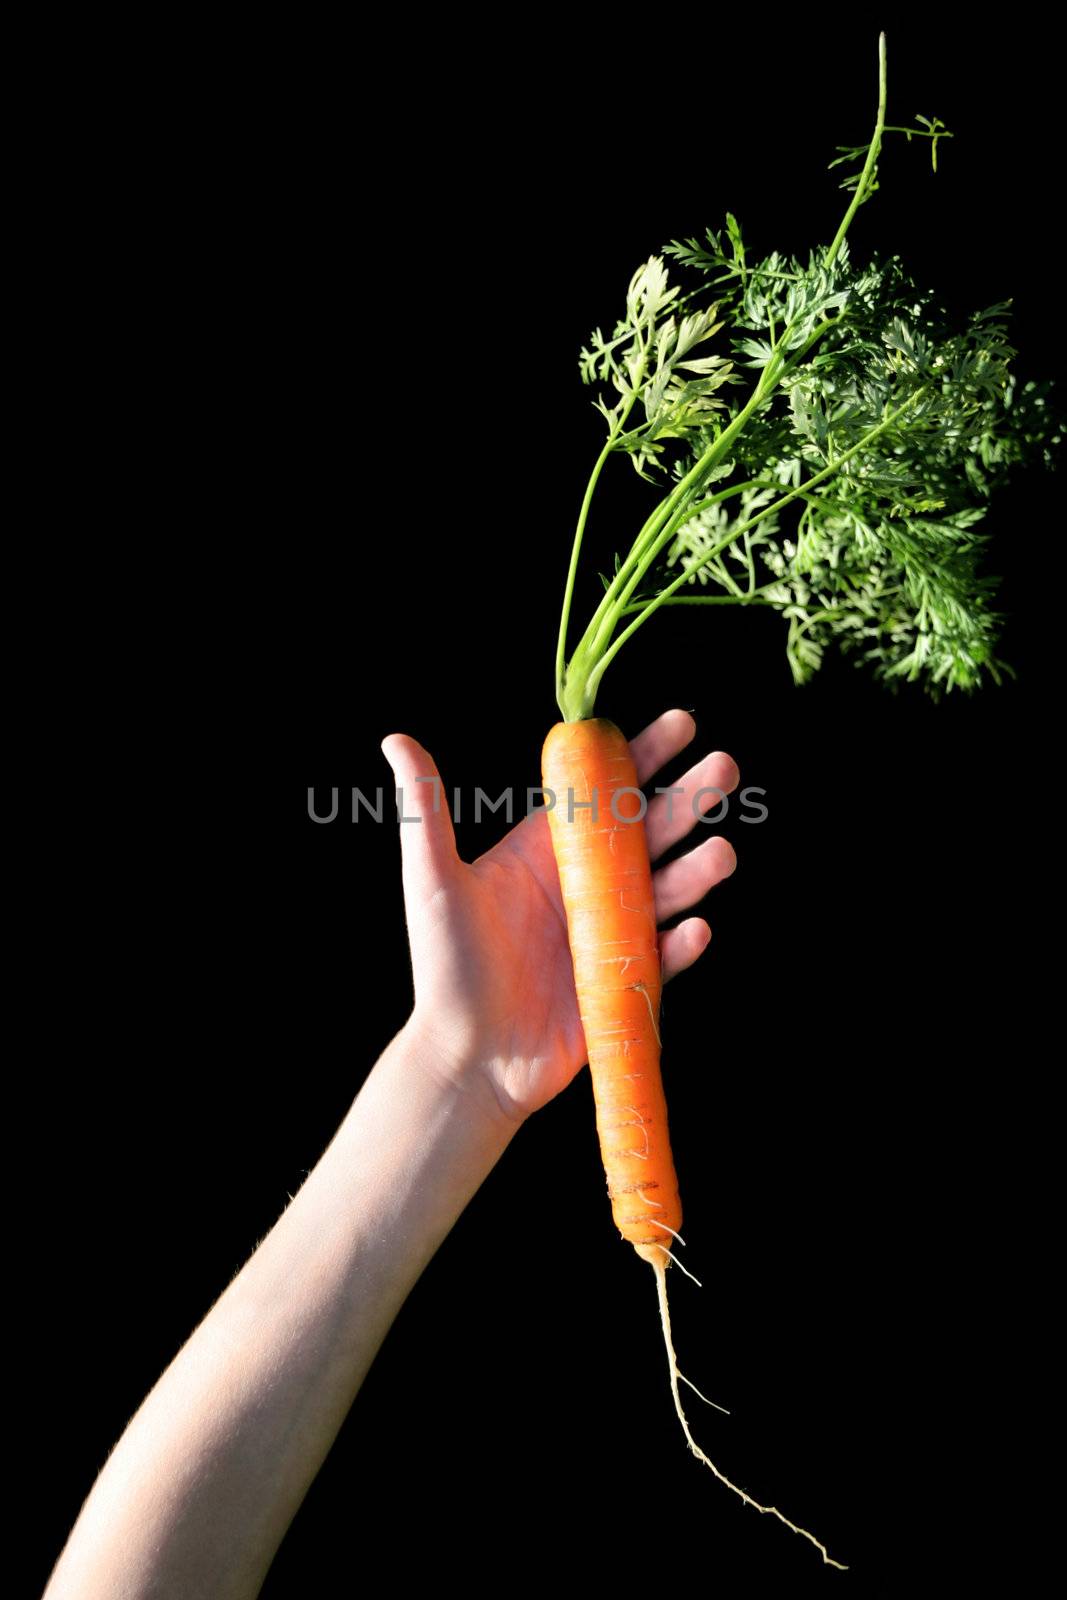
left=659, top=1245, right=702, bottom=1287
left=648, top=1217, right=687, bottom=1248
left=619, top=1108, right=651, bottom=1160
left=679, top=1371, right=730, bottom=1415
left=629, top=981, right=662, bottom=1046
left=646, top=1253, right=848, bottom=1570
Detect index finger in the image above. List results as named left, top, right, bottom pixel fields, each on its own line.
left=629, top=708, right=697, bottom=785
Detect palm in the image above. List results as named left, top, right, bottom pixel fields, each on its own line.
left=445, top=814, right=596, bottom=1109
left=383, top=710, right=739, bottom=1122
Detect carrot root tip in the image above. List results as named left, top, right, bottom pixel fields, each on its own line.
left=645, top=1251, right=848, bottom=1571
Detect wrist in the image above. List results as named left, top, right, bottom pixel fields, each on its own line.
left=397, top=1011, right=528, bottom=1140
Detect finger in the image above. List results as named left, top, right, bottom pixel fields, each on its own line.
left=653, top=835, right=736, bottom=924
left=646, top=749, right=740, bottom=862
left=661, top=917, right=712, bottom=984
left=380, top=733, right=460, bottom=900
left=629, top=709, right=697, bottom=786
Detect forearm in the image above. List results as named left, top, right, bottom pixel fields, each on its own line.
left=45, top=1019, right=520, bottom=1600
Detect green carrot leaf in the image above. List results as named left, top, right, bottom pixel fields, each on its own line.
left=556, top=35, right=1061, bottom=723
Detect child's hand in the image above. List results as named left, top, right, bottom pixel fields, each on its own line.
left=381, top=709, right=737, bottom=1126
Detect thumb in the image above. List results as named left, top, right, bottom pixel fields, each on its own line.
left=380, top=732, right=460, bottom=900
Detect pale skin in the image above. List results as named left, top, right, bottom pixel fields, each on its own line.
left=45, top=709, right=738, bottom=1600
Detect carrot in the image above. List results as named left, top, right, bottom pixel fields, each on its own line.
left=541, top=717, right=680, bottom=1264
left=542, top=716, right=846, bottom=1569
left=538, top=32, right=1051, bottom=1571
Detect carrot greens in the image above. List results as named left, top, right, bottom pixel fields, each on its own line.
left=556, top=33, right=1060, bottom=723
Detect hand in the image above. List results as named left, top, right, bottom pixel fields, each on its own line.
left=381, top=709, right=738, bottom=1127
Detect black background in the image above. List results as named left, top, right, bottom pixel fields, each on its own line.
left=34, top=20, right=1060, bottom=1597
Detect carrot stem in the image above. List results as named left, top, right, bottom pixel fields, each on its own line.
left=824, top=31, right=888, bottom=269
left=583, top=387, right=925, bottom=706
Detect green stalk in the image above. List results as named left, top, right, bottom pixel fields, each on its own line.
left=555, top=431, right=619, bottom=706
left=581, top=388, right=925, bottom=706
left=584, top=353, right=796, bottom=646
left=560, top=362, right=789, bottom=717
left=620, top=585, right=782, bottom=611
left=825, top=32, right=887, bottom=268
left=566, top=308, right=840, bottom=706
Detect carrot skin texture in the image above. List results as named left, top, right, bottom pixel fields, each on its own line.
left=542, top=718, right=682, bottom=1258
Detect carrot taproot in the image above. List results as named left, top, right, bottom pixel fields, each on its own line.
left=542, top=715, right=846, bottom=1570
left=541, top=716, right=680, bottom=1265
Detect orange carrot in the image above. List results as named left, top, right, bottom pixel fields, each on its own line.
left=541, top=716, right=681, bottom=1267
left=542, top=714, right=846, bottom=1570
